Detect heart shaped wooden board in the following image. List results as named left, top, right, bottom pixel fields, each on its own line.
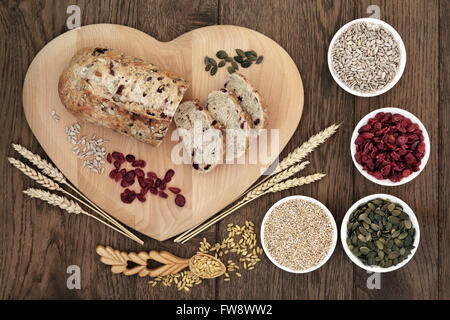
left=22, top=24, right=303, bottom=241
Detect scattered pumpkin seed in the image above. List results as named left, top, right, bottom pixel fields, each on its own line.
left=210, top=66, right=218, bottom=76
left=256, top=56, right=264, bottom=64
left=241, top=61, right=252, bottom=68
left=218, top=61, right=226, bottom=68
left=216, top=50, right=228, bottom=59
left=236, top=49, right=245, bottom=58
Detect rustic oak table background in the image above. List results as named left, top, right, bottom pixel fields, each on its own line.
left=0, top=0, right=448, bottom=300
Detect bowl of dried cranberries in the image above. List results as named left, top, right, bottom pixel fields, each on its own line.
left=351, top=108, right=430, bottom=186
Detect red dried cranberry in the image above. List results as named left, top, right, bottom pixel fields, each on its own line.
left=169, top=187, right=181, bottom=194
left=155, top=178, right=162, bottom=188
left=112, top=151, right=124, bottom=160
left=144, top=178, right=154, bottom=187
left=147, top=172, right=158, bottom=179
left=106, top=153, right=113, bottom=163
left=119, top=168, right=127, bottom=176
left=109, top=169, right=118, bottom=179
left=113, top=160, right=121, bottom=169
left=138, top=177, right=148, bottom=188
left=135, top=168, right=145, bottom=178
left=114, top=172, right=123, bottom=182
left=124, top=170, right=136, bottom=182
left=128, top=191, right=136, bottom=202
left=158, top=191, right=168, bottom=199
left=126, top=154, right=136, bottom=162
left=417, top=142, right=426, bottom=154
left=175, top=194, right=186, bottom=207
left=149, top=187, right=158, bottom=195
left=137, top=194, right=146, bottom=202
left=141, top=186, right=149, bottom=195
left=164, top=169, right=175, bottom=182
left=402, top=169, right=412, bottom=177
left=359, top=124, right=372, bottom=133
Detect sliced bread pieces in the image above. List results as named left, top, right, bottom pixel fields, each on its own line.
left=206, top=89, right=252, bottom=161
left=173, top=100, right=224, bottom=173
left=224, top=73, right=267, bottom=132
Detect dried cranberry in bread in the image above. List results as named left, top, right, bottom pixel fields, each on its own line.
left=58, top=47, right=189, bottom=147
left=206, top=89, right=252, bottom=160
left=174, top=100, right=224, bottom=173
left=224, top=73, right=268, bottom=132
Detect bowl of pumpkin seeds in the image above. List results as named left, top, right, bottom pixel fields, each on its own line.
left=341, top=194, right=420, bottom=272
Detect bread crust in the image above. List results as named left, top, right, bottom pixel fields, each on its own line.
left=58, top=47, right=189, bottom=147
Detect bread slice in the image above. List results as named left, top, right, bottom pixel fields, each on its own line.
left=173, top=100, right=224, bottom=173
left=206, top=89, right=252, bottom=161
left=224, top=73, right=267, bottom=132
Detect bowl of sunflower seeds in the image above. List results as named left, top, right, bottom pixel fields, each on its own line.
left=328, top=18, right=406, bottom=97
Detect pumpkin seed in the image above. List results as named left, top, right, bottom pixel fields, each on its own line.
left=241, top=61, right=252, bottom=68
left=225, top=57, right=233, bottom=62
left=218, top=61, right=226, bottom=68
left=208, top=58, right=217, bottom=66
left=210, top=66, right=218, bottom=76
left=216, top=50, right=228, bottom=59
left=227, top=66, right=236, bottom=74
left=360, top=247, right=370, bottom=255
left=231, top=61, right=239, bottom=70
left=256, top=56, right=264, bottom=64
left=236, top=49, right=245, bottom=58
left=205, top=64, right=212, bottom=71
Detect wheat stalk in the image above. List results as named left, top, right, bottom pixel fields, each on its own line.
left=174, top=160, right=310, bottom=243
left=275, top=124, right=340, bottom=173
left=246, top=123, right=340, bottom=194
left=178, top=173, right=325, bottom=244
left=8, top=156, right=142, bottom=244
left=23, top=188, right=135, bottom=240
left=11, top=144, right=142, bottom=244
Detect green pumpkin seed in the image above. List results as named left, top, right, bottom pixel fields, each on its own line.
left=205, top=64, right=212, bottom=71
left=256, top=56, right=264, bottom=64
left=360, top=247, right=370, bottom=255
left=404, top=220, right=412, bottom=229
left=388, top=251, right=400, bottom=259
left=241, top=61, right=252, bottom=68
left=210, top=66, right=218, bottom=75
left=358, top=234, right=367, bottom=242
left=216, top=50, right=228, bottom=59
left=231, top=61, right=239, bottom=70
left=236, top=49, right=245, bottom=58
left=398, top=232, right=408, bottom=240
left=234, top=55, right=244, bottom=63
left=218, top=61, right=226, bottom=68
left=388, top=216, right=400, bottom=224
left=387, top=204, right=396, bottom=212
left=392, top=209, right=402, bottom=216
left=227, top=66, right=236, bottom=74
left=208, top=58, right=217, bottom=66
left=225, top=57, right=233, bottom=62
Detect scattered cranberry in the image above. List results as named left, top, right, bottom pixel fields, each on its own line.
left=158, top=191, right=168, bottom=199
left=164, top=169, right=175, bottom=182
left=169, top=187, right=181, bottom=194
left=354, top=112, right=425, bottom=182
left=175, top=194, right=186, bottom=207
left=126, top=154, right=136, bottom=162
left=109, top=151, right=185, bottom=206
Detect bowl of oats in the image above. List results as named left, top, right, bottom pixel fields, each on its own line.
left=328, top=18, right=406, bottom=97
left=261, top=195, right=338, bottom=273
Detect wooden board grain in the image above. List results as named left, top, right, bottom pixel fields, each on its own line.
left=22, top=23, right=304, bottom=241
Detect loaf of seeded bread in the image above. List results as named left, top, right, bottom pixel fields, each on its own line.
left=206, top=89, right=252, bottom=160
left=224, top=73, right=268, bottom=132
left=174, top=100, right=224, bottom=173
left=58, top=47, right=190, bottom=147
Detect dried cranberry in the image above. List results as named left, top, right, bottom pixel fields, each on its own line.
left=121, top=179, right=134, bottom=188
left=149, top=187, right=158, bottom=195
left=106, top=153, right=113, bottom=163
left=164, top=169, right=175, bottom=182
left=155, top=178, right=162, bottom=188
left=137, top=194, right=146, bottom=202
left=158, top=191, right=168, bottom=199
left=147, top=172, right=158, bottom=179
left=144, top=178, right=154, bottom=187
left=138, top=177, right=148, bottom=188
left=159, top=181, right=167, bottom=190
left=417, top=142, right=426, bottom=153
left=109, top=169, right=118, bottom=179
left=113, top=161, right=121, bottom=169
left=132, top=160, right=146, bottom=168
left=169, top=187, right=181, bottom=194
left=112, top=151, right=124, bottom=160
left=135, top=168, right=145, bottom=178
left=175, top=194, right=186, bottom=207
left=126, top=154, right=136, bottom=162
left=124, top=170, right=136, bottom=182
left=114, top=172, right=123, bottom=182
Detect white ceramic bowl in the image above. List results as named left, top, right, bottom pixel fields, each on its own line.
left=327, top=18, right=406, bottom=97
left=260, top=195, right=338, bottom=274
left=341, top=194, right=420, bottom=273
left=351, top=107, right=430, bottom=186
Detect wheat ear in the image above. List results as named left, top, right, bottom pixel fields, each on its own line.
left=178, top=173, right=325, bottom=244
left=8, top=157, right=142, bottom=244
left=12, top=144, right=142, bottom=244
left=23, top=188, right=134, bottom=240
left=246, top=123, right=340, bottom=194
left=174, top=161, right=310, bottom=242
